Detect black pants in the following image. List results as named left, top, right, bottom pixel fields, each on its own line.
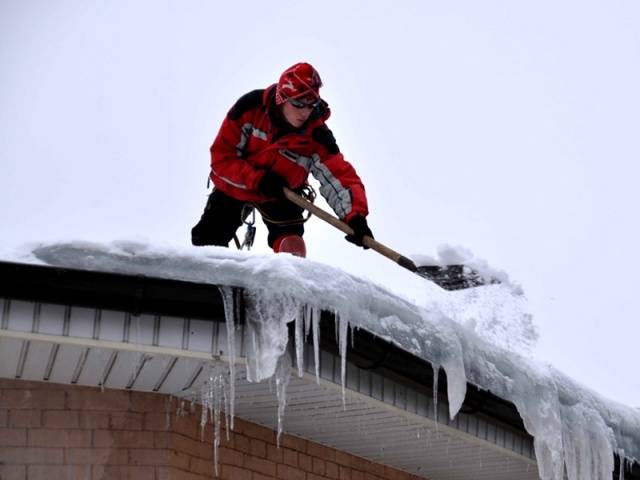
left=191, top=189, right=305, bottom=248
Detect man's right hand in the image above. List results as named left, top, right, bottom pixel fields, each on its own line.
left=258, top=171, right=288, bottom=199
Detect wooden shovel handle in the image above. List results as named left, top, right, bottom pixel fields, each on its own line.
left=283, top=187, right=418, bottom=273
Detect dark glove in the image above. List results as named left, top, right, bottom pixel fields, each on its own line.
left=345, top=215, right=373, bottom=249
left=258, top=171, right=288, bottom=199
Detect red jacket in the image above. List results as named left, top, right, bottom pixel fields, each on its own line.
left=210, top=85, right=368, bottom=222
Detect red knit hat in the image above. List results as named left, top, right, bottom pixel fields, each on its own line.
left=275, top=62, right=323, bottom=105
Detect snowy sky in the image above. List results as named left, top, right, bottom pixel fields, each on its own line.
left=1, top=1, right=639, bottom=407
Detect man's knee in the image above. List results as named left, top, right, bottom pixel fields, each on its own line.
left=191, top=190, right=244, bottom=247
left=191, top=220, right=234, bottom=247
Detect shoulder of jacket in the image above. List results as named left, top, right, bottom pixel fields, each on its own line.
left=312, top=124, right=340, bottom=155
left=228, top=89, right=265, bottom=120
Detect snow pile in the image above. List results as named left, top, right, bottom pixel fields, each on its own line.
left=8, top=240, right=640, bottom=480
left=413, top=244, right=537, bottom=356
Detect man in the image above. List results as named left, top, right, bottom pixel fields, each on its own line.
left=191, top=62, right=373, bottom=257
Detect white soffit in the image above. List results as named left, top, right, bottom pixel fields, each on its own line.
left=0, top=298, right=539, bottom=480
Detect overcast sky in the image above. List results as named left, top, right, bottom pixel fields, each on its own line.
left=1, top=1, right=639, bottom=407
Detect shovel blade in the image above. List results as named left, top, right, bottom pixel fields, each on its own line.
left=416, top=264, right=499, bottom=291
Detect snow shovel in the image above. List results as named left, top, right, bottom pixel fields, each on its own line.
left=283, top=188, right=497, bottom=291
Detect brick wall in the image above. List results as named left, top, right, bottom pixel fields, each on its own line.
left=0, top=379, right=426, bottom=480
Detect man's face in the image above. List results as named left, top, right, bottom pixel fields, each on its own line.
left=280, top=95, right=319, bottom=128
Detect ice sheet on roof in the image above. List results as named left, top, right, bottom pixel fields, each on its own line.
left=6, top=241, right=640, bottom=480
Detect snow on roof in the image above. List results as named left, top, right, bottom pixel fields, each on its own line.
left=4, top=240, right=639, bottom=480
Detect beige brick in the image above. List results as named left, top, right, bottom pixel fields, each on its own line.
left=276, top=464, right=305, bottom=480
left=93, top=430, right=155, bottom=448
left=0, top=389, right=65, bottom=409
left=349, top=455, right=371, bottom=472
left=171, top=413, right=198, bottom=439
left=308, top=441, right=336, bottom=462
left=245, top=456, right=277, bottom=476
left=79, top=411, right=110, bottom=429
left=364, top=473, right=384, bottom=480
left=218, top=446, right=243, bottom=467
left=190, top=456, right=214, bottom=476
left=312, top=457, right=326, bottom=475
left=327, top=461, right=340, bottom=479
left=352, top=471, right=365, bottom=480
left=129, top=448, right=170, bottom=466
left=65, top=447, right=128, bottom=465
left=0, top=428, right=26, bottom=446
left=250, top=438, right=267, bottom=458
left=42, top=410, right=80, bottom=428
left=168, top=432, right=212, bottom=459
left=254, top=474, right=277, bottom=480
left=8, top=409, right=41, bottom=427
left=299, top=452, right=313, bottom=471
left=28, top=465, right=92, bottom=480
left=0, top=379, right=25, bottom=389
left=340, top=466, right=352, bottom=480
left=281, top=433, right=307, bottom=452
left=157, top=465, right=210, bottom=480
left=233, top=433, right=251, bottom=453
left=0, top=379, right=67, bottom=390
left=266, top=444, right=283, bottom=463
left=309, top=474, right=330, bottom=480
left=0, top=447, right=63, bottom=464
left=362, top=460, right=385, bottom=477
left=219, top=464, right=251, bottom=480
left=130, top=391, right=165, bottom=413
left=335, top=450, right=354, bottom=467
left=66, top=388, right=130, bottom=411
left=0, top=465, right=26, bottom=480
left=29, top=428, right=91, bottom=447
left=144, top=412, right=170, bottom=431
left=154, top=431, right=170, bottom=448
left=109, top=412, right=143, bottom=430
left=92, top=465, right=155, bottom=480
left=283, top=448, right=298, bottom=467
left=129, top=448, right=189, bottom=470
left=238, top=420, right=276, bottom=444
left=167, top=450, right=190, bottom=470
left=383, top=466, right=413, bottom=480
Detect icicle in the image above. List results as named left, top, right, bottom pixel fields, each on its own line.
left=275, top=351, right=292, bottom=446
left=295, top=313, right=304, bottom=378
left=178, top=399, right=187, bottom=416
left=200, top=391, right=208, bottom=441
left=304, top=304, right=312, bottom=340
left=198, top=361, right=228, bottom=477
left=350, top=323, right=355, bottom=350
left=219, top=286, right=237, bottom=430
left=224, top=371, right=231, bottom=442
left=165, top=396, right=173, bottom=430
left=619, top=451, right=625, bottom=480
left=312, top=308, right=320, bottom=384
left=337, top=313, right=349, bottom=409
left=432, top=364, right=440, bottom=429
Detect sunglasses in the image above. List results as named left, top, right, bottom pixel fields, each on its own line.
left=287, top=97, right=321, bottom=110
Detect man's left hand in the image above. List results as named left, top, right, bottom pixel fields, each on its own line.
left=345, top=215, right=373, bottom=249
